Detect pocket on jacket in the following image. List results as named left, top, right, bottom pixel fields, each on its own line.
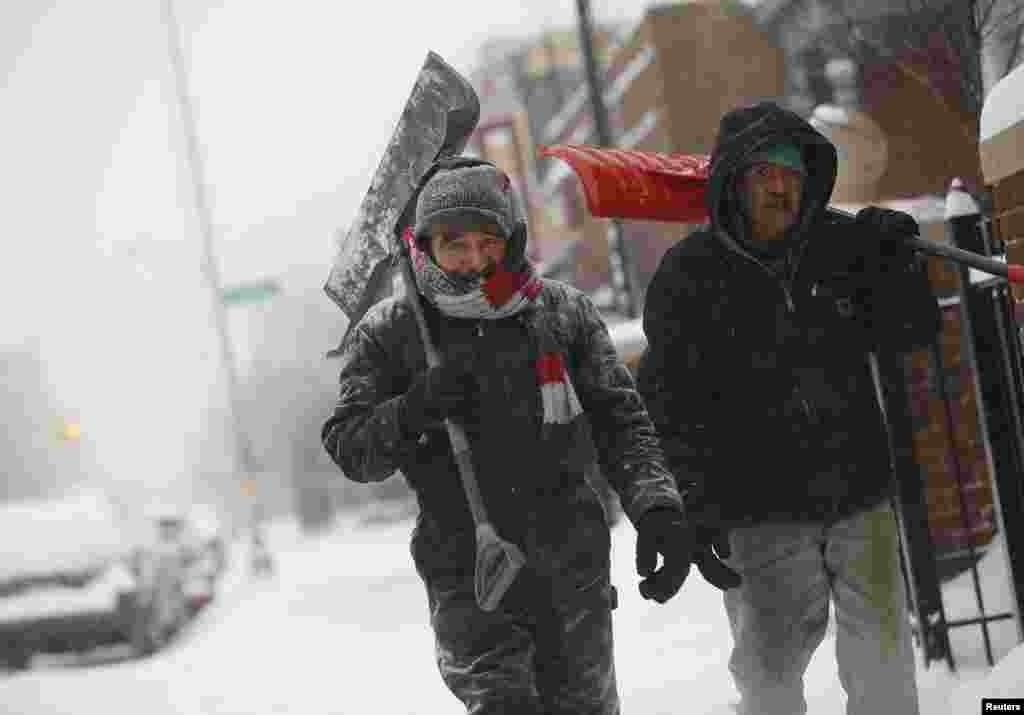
left=538, top=486, right=612, bottom=600
left=410, top=519, right=474, bottom=589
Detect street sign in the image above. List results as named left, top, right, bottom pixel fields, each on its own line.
left=221, top=278, right=280, bottom=306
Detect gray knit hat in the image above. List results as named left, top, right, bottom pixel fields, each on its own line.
left=413, top=162, right=517, bottom=242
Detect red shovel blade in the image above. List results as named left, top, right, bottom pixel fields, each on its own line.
left=538, top=144, right=711, bottom=224
left=540, top=143, right=1024, bottom=285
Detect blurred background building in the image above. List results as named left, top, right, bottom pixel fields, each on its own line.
left=281, top=0, right=1024, bottom=531
left=8, top=0, right=1022, bottom=540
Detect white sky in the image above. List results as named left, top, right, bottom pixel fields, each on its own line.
left=0, top=0, right=664, bottom=495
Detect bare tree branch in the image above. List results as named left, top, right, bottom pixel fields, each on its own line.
left=976, top=0, right=997, bottom=30
left=981, top=2, right=1024, bottom=41
left=1004, top=25, right=1023, bottom=76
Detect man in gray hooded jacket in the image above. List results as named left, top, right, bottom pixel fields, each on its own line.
left=323, top=157, right=738, bottom=715
left=639, top=102, right=940, bottom=714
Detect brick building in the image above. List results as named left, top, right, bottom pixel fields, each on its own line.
left=536, top=0, right=785, bottom=299
left=466, top=26, right=629, bottom=270
left=756, top=0, right=993, bottom=198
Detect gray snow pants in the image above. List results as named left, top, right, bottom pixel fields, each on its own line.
left=427, top=571, right=620, bottom=715
left=724, top=500, right=920, bottom=715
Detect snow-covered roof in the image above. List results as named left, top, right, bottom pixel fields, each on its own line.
left=979, top=63, right=1024, bottom=184
left=981, top=63, right=1024, bottom=145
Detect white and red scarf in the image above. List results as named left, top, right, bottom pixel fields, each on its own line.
left=405, top=230, right=583, bottom=431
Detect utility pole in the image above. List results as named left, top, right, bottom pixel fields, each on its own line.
left=575, top=0, right=637, bottom=318
left=161, top=0, right=255, bottom=486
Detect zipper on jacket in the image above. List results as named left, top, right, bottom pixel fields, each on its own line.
left=797, top=388, right=819, bottom=425
left=718, top=229, right=797, bottom=313
left=781, top=283, right=795, bottom=313
left=476, top=320, right=484, bottom=337
left=801, top=395, right=815, bottom=422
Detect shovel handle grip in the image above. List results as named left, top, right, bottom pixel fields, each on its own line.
left=904, top=235, right=1024, bottom=283
left=826, top=207, right=1024, bottom=283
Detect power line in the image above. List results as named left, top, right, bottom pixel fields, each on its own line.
left=161, top=0, right=254, bottom=480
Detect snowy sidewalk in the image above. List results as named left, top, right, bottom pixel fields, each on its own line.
left=0, top=511, right=1019, bottom=714
left=607, top=521, right=1021, bottom=714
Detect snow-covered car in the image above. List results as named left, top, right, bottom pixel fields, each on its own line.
left=0, top=489, right=188, bottom=669
left=130, top=519, right=191, bottom=656
left=146, top=504, right=228, bottom=614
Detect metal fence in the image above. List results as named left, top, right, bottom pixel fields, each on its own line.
left=886, top=195, right=1024, bottom=670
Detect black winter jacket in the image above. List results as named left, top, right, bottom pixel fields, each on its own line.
left=323, top=279, right=682, bottom=600
left=637, top=102, right=940, bottom=526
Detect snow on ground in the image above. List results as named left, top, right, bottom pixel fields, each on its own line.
left=936, top=531, right=1024, bottom=711
left=0, top=513, right=457, bottom=715
left=608, top=522, right=1022, bottom=714
left=0, top=507, right=1021, bottom=714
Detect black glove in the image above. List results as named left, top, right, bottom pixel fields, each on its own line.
left=399, top=363, right=478, bottom=436
left=854, top=206, right=941, bottom=350
left=636, top=508, right=695, bottom=604
left=854, top=206, right=920, bottom=274
left=683, top=493, right=742, bottom=591
left=693, top=525, right=742, bottom=591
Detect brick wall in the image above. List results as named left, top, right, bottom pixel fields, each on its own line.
left=904, top=304, right=996, bottom=552
left=572, top=2, right=786, bottom=298
left=861, top=59, right=984, bottom=198
left=651, top=2, right=786, bottom=156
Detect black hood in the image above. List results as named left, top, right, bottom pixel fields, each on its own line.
left=706, top=102, right=837, bottom=249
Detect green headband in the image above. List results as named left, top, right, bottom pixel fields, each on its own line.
left=748, top=144, right=806, bottom=174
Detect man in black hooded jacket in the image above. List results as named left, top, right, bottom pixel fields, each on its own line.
left=638, top=102, right=939, bottom=714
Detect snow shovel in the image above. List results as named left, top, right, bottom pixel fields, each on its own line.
left=323, top=50, right=523, bottom=611
left=537, top=144, right=1024, bottom=283
left=325, top=51, right=484, bottom=334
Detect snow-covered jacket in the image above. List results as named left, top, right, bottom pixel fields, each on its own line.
left=638, top=102, right=939, bottom=526
left=323, top=278, right=682, bottom=597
